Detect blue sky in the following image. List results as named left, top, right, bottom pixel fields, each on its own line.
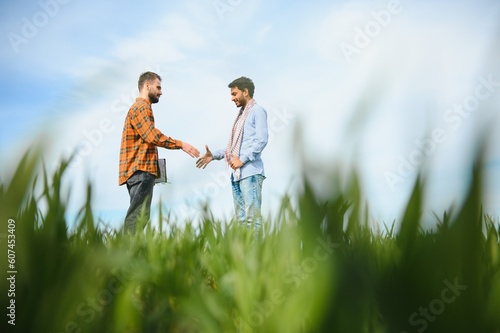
left=1, top=0, right=500, bottom=230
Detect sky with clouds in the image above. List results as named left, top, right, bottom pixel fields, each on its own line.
left=1, top=0, right=500, bottom=231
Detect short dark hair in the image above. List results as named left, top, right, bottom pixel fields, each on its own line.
left=228, top=77, right=255, bottom=98
left=138, top=71, right=161, bottom=91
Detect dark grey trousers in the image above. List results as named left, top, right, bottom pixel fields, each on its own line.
left=124, top=171, right=155, bottom=234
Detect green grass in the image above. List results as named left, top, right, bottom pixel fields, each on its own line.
left=1, top=148, right=500, bottom=333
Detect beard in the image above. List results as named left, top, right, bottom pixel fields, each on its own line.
left=235, top=98, right=246, bottom=108
left=149, top=91, right=160, bottom=104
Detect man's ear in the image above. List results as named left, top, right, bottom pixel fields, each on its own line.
left=243, top=88, right=249, bottom=97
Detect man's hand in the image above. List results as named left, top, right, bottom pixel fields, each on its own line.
left=196, top=145, right=214, bottom=169
left=182, top=142, right=200, bottom=158
left=229, top=154, right=243, bottom=170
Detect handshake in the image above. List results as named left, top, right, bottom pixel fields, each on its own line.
left=182, top=142, right=243, bottom=170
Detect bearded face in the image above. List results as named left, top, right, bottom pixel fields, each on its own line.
left=230, top=87, right=249, bottom=109
left=149, top=90, right=160, bottom=104
left=147, top=78, right=162, bottom=104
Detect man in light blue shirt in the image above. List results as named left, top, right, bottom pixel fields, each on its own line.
left=196, top=77, right=268, bottom=235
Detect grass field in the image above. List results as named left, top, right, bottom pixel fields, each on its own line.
left=1, top=148, right=500, bottom=333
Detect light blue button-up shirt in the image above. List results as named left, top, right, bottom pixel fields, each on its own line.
left=213, top=103, right=268, bottom=181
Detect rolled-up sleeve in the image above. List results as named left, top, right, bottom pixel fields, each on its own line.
left=212, top=149, right=226, bottom=161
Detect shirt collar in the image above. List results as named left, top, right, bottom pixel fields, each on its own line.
left=136, top=97, right=151, bottom=106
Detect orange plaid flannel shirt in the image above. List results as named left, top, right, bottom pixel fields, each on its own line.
left=118, top=97, right=182, bottom=185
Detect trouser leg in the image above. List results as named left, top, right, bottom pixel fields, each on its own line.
left=239, top=174, right=265, bottom=235
left=232, top=179, right=246, bottom=225
left=124, top=171, right=155, bottom=234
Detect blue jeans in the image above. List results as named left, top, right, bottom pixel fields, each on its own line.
left=124, top=171, right=155, bottom=234
left=231, top=174, right=265, bottom=233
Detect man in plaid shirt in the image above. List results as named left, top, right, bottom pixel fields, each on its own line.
left=119, top=71, right=200, bottom=234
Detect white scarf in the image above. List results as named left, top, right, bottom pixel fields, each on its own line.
left=225, top=98, right=256, bottom=180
